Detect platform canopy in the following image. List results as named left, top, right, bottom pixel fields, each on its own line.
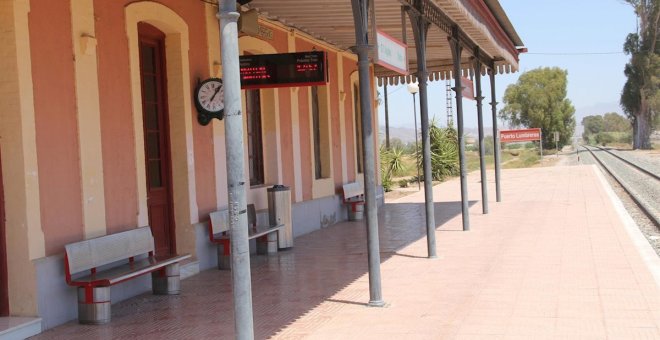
left=243, top=0, right=525, bottom=85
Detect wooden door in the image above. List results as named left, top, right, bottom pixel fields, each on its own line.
left=138, top=23, right=175, bottom=256
left=0, top=151, right=8, bottom=316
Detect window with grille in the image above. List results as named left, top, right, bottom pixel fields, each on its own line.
left=353, top=84, right=363, bottom=173
left=246, top=89, right=264, bottom=186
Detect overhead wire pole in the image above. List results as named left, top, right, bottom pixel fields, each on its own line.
left=218, top=1, right=254, bottom=339
left=406, top=5, right=437, bottom=258
left=488, top=63, right=502, bottom=202
left=473, top=48, right=488, bottom=214
left=449, top=26, right=470, bottom=231
left=350, top=0, right=384, bottom=307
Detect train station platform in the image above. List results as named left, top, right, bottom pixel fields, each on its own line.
left=33, top=165, right=660, bottom=339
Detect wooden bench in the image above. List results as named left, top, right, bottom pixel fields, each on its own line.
left=209, top=204, right=284, bottom=270
left=342, top=182, right=365, bottom=221
left=64, top=227, right=191, bottom=325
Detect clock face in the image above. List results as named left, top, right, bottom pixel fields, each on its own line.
left=196, top=78, right=224, bottom=113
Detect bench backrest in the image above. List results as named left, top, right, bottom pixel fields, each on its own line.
left=65, top=226, right=154, bottom=276
left=209, top=209, right=230, bottom=235
left=209, top=204, right=262, bottom=237
left=342, top=182, right=364, bottom=200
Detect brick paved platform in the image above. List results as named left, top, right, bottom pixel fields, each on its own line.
left=33, top=165, right=660, bottom=339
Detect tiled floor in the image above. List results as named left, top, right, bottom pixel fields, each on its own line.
left=33, top=165, right=660, bottom=339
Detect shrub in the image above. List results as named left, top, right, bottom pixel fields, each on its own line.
left=595, top=132, right=615, bottom=146
left=398, top=179, right=409, bottom=188
left=380, top=146, right=407, bottom=191
left=417, top=121, right=459, bottom=181
left=382, top=177, right=392, bottom=192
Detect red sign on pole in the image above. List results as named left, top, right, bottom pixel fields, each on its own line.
left=500, top=128, right=542, bottom=143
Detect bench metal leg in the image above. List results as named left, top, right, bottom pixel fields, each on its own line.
left=152, top=263, right=181, bottom=295
left=217, top=239, right=231, bottom=270
left=347, top=203, right=364, bottom=221
left=266, top=232, right=278, bottom=254
left=256, top=232, right=278, bottom=255
left=77, top=286, right=111, bottom=325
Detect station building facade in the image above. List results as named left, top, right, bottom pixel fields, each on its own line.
left=0, top=0, right=381, bottom=328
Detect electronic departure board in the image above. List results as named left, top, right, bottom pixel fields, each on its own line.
left=239, top=51, right=328, bottom=89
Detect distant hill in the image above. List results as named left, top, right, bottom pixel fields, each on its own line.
left=379, top=125, right=493, bottom=144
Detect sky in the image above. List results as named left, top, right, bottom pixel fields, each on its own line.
left=377, top=0, right=638, bottom=133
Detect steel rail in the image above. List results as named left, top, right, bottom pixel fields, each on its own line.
left=582, top=145, right=660, bottom=228
left=591, top=145, right=660, bottom=182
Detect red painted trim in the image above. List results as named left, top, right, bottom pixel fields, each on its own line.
left=221, top=239, right=230, bottom=256
left=466, top=0, right=519, bottom=61
left=241, top=81, right=328, bottom=90
left=376, top=29, right=407, bottom=49
left=208, top=221, right=216, bottom=243
left=64, top=253, right=72, bottom=285
left=375, top=29, right=408, bottom=75
left=376, top=59, right=409, bottom=76
left=79, top=300, right=111, bottom=305
left=500, top=128, right=542, bottom=142
left=67, top=280, right=110, bottom=287
left=85, top=286, right=94, bottom=304
left=208, top=221, right=231, bottom=256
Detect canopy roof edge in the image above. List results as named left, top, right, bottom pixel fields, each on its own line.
left=242, top=0, right=523, bottom=85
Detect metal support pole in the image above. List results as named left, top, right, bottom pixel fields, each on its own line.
left=412, top=92, right=420, bottom=190
left=407, top=8, right=436, bottom=258
left=473, top=50, right=488, bottom=214
left=449, top=27, right=470, bottom=231
left=384, top=83, right=390, bottom=149
left=488, top=66, right=501, bottom=202
left=218, top=2, right=254, bottom=339
left=350, top=0, right=384, bottom=307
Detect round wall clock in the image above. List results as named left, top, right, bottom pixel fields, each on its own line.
left=194, top=77, right=224, bottom=126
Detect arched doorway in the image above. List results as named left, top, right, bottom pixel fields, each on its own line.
left=138, top=23, right=175, bottom=256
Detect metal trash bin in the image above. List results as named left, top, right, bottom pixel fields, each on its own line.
left=267, top=185, right=293, bottom=249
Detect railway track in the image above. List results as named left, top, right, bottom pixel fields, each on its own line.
left=581, top=145, right=660, bottom=227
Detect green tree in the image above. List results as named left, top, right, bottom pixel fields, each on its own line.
left=602, top=112, right=632, bottom=132
left=582, top=115, right=604, bottom=142
left=582, top=115, right=604, bottom=134
left=499, top=67, right=576, bottom=148
left=620, top=0, right=659, bottom=149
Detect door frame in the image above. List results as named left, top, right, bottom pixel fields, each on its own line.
left=0, top=150, right=9, bottom=316
left=138, top=23, right=176, bottom=256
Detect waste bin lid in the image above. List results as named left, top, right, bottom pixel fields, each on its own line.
left=267, top=184, right=290, bottom=192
